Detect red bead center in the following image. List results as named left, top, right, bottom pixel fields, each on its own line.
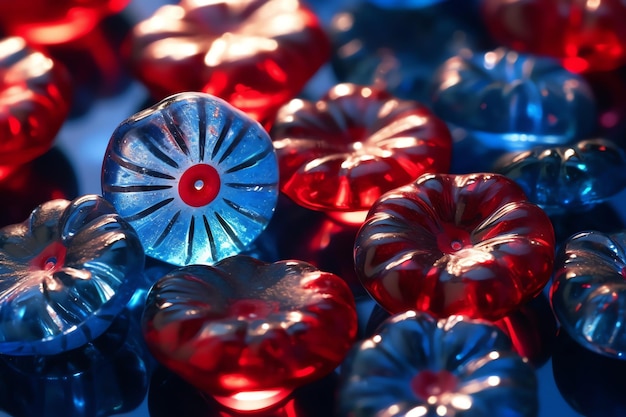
left=411, top=369, right=458, bottom=400
left=178, top=164, right=221, bottom=207
left=30, top=240, right=67, bottom=273
left=436, top=224, right=472, bottom=254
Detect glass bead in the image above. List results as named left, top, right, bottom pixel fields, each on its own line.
left=338, top=311, right=538, bottom=417
left=481, top=0, right=626, bottom=73
left=271, top=83, right=452, bottom=224
left=0, top=195, right=145, bottom=356
left=0, top=0, right=129, bottom=45
left=0, top=37, right=72, bottom=174
left=127, top=0, right=329, bottom=127
left=551, top=230, right=626, bottom=358
left=494, top=138, right=626, bottom=215
left=354, top=172, right=555, bottom=320
left=142, top=256, right=358, bottom=412
left=430, top=47, right=596, bottom=173
left=102, top=91, right=279, bottom=267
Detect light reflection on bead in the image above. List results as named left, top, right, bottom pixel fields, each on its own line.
left=102, top=92, right=279, bottom=267
left=430, top=48, right=595, bottom=173
left=494, top=138, right=626, bottom=214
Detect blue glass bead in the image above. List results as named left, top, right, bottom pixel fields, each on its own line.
left=430, top=48, right=596, bottom=173
left=551, top=230, right=626, bottom=359
left=102, top=92, right=279, bottom=267
left=338, top=311, right=538, bottom=417
left=494, top=138, right=626, bottom=214
left=329, top=1, right=492, bottom=102
left=0, top=310, right=150, bottom=417
left=0, top=195, right=144, bottom=356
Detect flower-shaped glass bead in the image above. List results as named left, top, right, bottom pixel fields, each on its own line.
left=0, top=37, right=72, bottom=172
left=0, top=195, right=144, bottom=356
left=551, top=230, right=626, bottom=358
left=128, top=0, right=329, bottom=126
left=429, top=48, right=595, bottom=172
left=494, top=138, right=626, bottom=215
left=354, top=172, right=555, bottom=320
left=102, top=92, right=279, bottom=267
left=271, top=83, right=452, bottom=223
left=142, top=255, right=358, bottom=412
left=338, top=311, right=538, bottom=417
left=481, top=0, right=626, bottom=73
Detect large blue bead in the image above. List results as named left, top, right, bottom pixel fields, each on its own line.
left=430, top=48, right=596, bottom=173
left=102, top=92, right=279, bottom=267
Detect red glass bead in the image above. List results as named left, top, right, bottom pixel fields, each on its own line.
left=354, top=173, right=556, bottom=321
left=128, top=0, right=329, bottom=127
left=142, top=256, right=358, bottom=412
left=271, top=83, right=452, bottom=224
left=0, top=37, right=72, bottom=174
left=0, top=0, right=129, bottom=45
left=481, top=0, right=626, bottom=73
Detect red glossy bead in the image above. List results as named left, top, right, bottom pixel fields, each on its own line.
left=481, top=0, right=626, bottom=73
left=128, top=0, right=329, bottom=126
left=0, top=37, right=72, bottom=173
left=0, top=0, right=129, bottom=45
left=354, top=173, right=556, bottom=321
left=271, top=83, right=452, bottom=224
left=142, top=256, right=357, bottom=412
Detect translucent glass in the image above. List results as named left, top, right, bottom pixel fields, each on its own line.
left=430, top=48, right=596, bottom=152
left=142, top=256, right=357, bottom=412
left=482, top=0, right=626, bottom=73
left=0, top=195, right=145, bottom=355
left=494, top=138, right=626, bottom=214
left=127, top=0, right=329, bottom=126
left=354, top=172, right=555, bottom=320
left=271, top=83, right=452, bottom=220
left=338, top=311, right=538, bottom=417
left=0, top=37, right=72, bottom=170
left=551, top=230, right=626, bottom=358
left=102, top=92, right=279, bottom=266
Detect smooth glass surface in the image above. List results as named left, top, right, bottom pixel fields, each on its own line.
left=338, top=311, right=538, bottom=417
left=271, top=83, right=452, bottom=217
left=354, top=172, right=555, bottom=320
left=551, top=230, right=626, bottom=358
left=128, top=0, right=329, bottom=125
left=0, top=36, right=72, bottom=170
left=431, top=48, right=595, bottom=140
left=102, top=91, right=279, bottom=266
left=481, top=0, right=626, bottom=73
left=494, top=138, right=626, bottom=214
left=0, top=194, right=145, bottom=355
left=142, top=256, right=357, bottom=411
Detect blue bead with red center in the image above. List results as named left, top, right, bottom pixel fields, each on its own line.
left=102, top=92, right=279, bottom=267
